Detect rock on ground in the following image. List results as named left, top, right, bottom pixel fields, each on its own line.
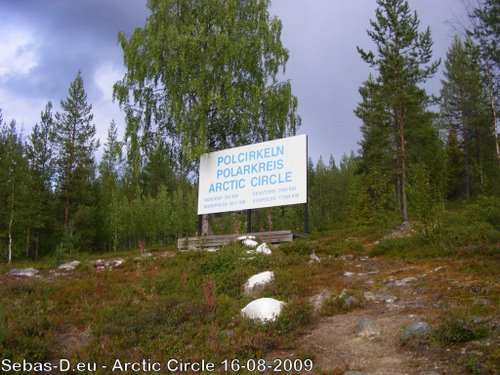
left=256, top=242, right=272, bottom=255
left=57, top=261, right=81, bottom=271
left=238, top=235, right=256, bottom=241
left=244, top=271, right=274, bottom=296
left=7, top=268, right=39, bottom=277
left=309, top=289, right=335, bottom=313
left=355, top=318, right=381, bottom=337
left=240, top=298, right=286, bottom=323
left=400, top=321, right=432, bottom=342
left=242, top=239, right=258, bottom=248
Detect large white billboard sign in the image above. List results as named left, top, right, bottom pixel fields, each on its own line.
left=198, top=134, right=307, bottom=214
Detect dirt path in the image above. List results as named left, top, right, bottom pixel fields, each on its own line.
left=270, top=253, right=498, bottom=375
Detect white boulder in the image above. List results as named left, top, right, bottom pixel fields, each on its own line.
left=242, top=239, right=258, bottom=248
left=255, top=242, right=272, bottom=255
left=240, top=297, right=286, bottom=323
left=238, top=235, right=256, bottom=241
left=244, top=271, right=274, bottom=295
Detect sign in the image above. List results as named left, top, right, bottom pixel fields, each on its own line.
left=198, top=134, right=307, bottom=214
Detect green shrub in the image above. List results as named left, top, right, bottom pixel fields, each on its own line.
left=320, top=291, right=363, bottom=316
left=433, top=317, right=488, bottom=345
left=369, top=236, right=448, bottom=258
left=273, top=299, right=313, bottom=335
left=321, top=238, right=364, bottom=257
left=279, top=239, right=311, bottom=255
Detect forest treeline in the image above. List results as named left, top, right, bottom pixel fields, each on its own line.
left=0, top=0, right=498, bottom=262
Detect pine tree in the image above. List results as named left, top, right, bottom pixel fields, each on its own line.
left=53, top=71, right=99, bottom=252
left=26, top=102, right=57, bottom=258
left=470, top=0, right=499, bottom=166
left=440, top=36, right=495, bottom=198
left=356, top=0, right=441, bottom=222
left=98, top=120, right=124, bottom=251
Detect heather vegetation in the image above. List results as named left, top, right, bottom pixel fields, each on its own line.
left=0, top=1, right=498, bottom=372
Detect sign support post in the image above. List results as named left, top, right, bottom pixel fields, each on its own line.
left=246, top=209, right=252, bottom=233
left=197, top=215, right=202, bottom=236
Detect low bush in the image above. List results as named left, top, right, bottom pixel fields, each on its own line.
left=432, top=316, right=489, bottom=345
left=279, top=238, right=311, bottom=255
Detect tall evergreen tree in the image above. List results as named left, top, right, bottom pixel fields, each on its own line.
left=26, top=102, right=57, bottom=258
left=53, top=71, right=99, bottom=252
left=440, top=36, right=490, bottom=199
left=98, top=120, right=124, bottom=251
left=356, top=0, right=441, bottom=222
left=0, top=118, right=29, bottom=263
left=470, top=0, right=499, bottom=166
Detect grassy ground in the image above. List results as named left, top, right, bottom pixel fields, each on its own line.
left=0, top=198, right=498, bottom=374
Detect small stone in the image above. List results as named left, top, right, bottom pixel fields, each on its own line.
left=57, top=261, right=81, bottom=271
left=344, top=271, right=355, bottom=277
left=7, top=268, right=39, bottom=277
left=110, top=258, right=125, bottom=267
left=309, top=289, right=334, bottom=312
left=393, top=276, right=417, bottom=286
left=400, top=321, right=432, bottom=342
left=363, top=292, right=376, bottom=302
left=343, top=296, right=358, bottom=309
left=339, top=254, right=354, bottom=260
left=310, top=252, right=320, bottom=262
left=356, top=318, right=381, bottom=337
left=343, top=372, right=368, bottom=375
left=382, top=294, right=398, bottom=303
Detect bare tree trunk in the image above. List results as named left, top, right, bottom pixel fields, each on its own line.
left=398, top=104, right=409, bottom=223
left=8, top=204, right=13, bottom=264
left=489, top=89, right=500, bottom=167
left=201, top=214, right=212, bottom=236
left=461, top=97, right=471, bottom=200
left=35, top=230, right=40, bottom=260
left=25, top=227, right=30, bottom=259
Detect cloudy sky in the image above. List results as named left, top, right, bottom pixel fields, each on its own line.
left=0, top=0, right=469, bottom=163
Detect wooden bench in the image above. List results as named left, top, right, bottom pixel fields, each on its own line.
left=177, top=230, right=307, bottom=250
